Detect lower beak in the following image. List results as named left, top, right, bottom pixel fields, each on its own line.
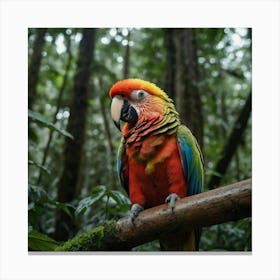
left=113, top=120, right=121, bottom=131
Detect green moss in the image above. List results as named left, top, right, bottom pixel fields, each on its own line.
left=55, top=221, right=118, bottom=251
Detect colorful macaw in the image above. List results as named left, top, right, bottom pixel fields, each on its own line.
left=109, top=78, right=204, bottom=251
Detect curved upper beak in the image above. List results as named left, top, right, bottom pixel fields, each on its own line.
left=111, top=95, right=139, bottom=131
left=111, top=96, right=124, bottom=131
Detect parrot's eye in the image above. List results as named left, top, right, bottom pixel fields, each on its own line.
left=131, top=90, right=149, bottom=101
left=138, top=91, right=145, bottom=98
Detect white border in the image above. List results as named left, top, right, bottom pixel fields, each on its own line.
left=1, top=0, right=280, bottom=279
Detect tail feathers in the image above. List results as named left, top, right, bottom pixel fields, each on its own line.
left=160, top=230, right=200, bottom=251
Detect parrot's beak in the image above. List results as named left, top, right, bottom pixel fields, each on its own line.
left=111, top=96, right=123, bottom=131
left=111, top=96, right=139, bottom=131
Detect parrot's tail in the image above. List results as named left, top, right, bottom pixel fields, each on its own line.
left=159, top=229, right=200, bottom=251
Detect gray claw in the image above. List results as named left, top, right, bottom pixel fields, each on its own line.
left=130, top=203, right=144, bottom=222
left=165, top=193, right=180, bottom=211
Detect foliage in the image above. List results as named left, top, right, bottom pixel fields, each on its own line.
left=195, top=28, right=252, bottom=186
left=74, top=185, right=131, bottom=234
left=200, top=218, right=252, bottom=251
left=28, top=231, right=58, bottom=251
left=28, top=28, right=251, bottom=251
left=28, top=109, right=73, bottom=139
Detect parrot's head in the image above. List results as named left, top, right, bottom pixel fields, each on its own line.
left=109, top=79, right=179, bottom=135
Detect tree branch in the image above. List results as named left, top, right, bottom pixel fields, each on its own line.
left=55, top=179, right=251, bottom=251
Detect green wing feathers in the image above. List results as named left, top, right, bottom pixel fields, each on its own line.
left=117, top=138, right=129, bottom=194
left=177, top=125, right=204, bottom=196
left=175, top=125, right=204, bottom=251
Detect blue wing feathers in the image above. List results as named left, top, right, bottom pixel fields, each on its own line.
left=177, top=137, right=192, bottom=181
left=177, top=125, right=204, bottom=196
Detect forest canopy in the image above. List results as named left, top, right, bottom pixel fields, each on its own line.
left=28, top=28, right=251, bottom=251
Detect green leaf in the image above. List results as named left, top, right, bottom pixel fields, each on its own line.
left=28, top=231, right=58, bottom=251
left=28, top=183, right=75, bottom=213
left=28, top=109, right=73, bottom=139
left=53, top=202, right=74, bottom=218
left=28, top=160, right=51, bottom=176
left=28, top=126, right=39, bottom=144
left=89, top=185, right=107, bottom=197
left=75, top=185, right=107, bottom=216
left=28, top=184, right=49, bottom=202
left=109, top=190, right=130, bottom=206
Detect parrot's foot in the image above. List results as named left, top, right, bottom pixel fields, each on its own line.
left=165, top=193, right=180, bottom=211
left=130, top=203, right=144, bottom=223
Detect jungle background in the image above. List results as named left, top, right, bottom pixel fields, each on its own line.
left=28, top=28, right=252, bottom=251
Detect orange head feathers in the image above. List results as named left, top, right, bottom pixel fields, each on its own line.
left=109, top=78, right=170, bottom=102
left=109, top=78, right=179, bottom=139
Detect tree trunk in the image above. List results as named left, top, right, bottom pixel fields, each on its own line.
left=55, top=179, right=252, bottom=251
left=54, top=29, right=95, bottom=241
left=166, top=28, right=203, bottom=149
left=164, top=29, right=176, bottom=100
left=208, top=92, right=252, bottom=189
left=28, top=28, right=47, bottom=109
left=123, top=30, right=131, bottom=79
left=37, top=34, right=73, bottom=186
left=99, top=95, right=118, bottom=189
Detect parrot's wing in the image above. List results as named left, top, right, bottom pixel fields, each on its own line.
left=117, top=138, right=129, bottom=194
left=177, top=125, right=204, bottom=196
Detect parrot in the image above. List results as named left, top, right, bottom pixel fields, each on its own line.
left=109, top=78, right=204, bottom=251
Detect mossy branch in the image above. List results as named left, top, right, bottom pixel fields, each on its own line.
left=55, top=179, right=252, bottom=251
